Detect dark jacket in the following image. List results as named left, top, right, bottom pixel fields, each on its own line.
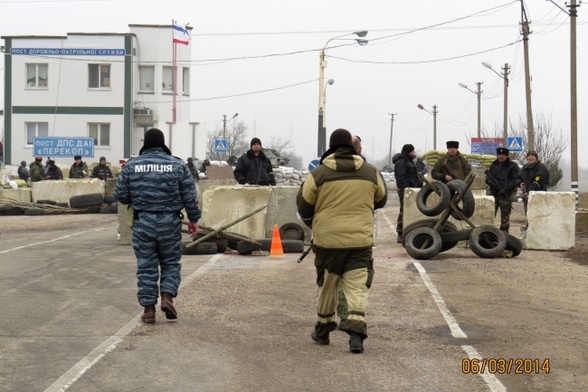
left=18, top=165, right=30, bottom=181
left=520, top=161, right=550, bottom=192
left=91, top=164, right=113, bottom=181
left=485, top=158, right=521, bottom=196
left=393, top=152, right=422, bottom=189
left=234, top=150, right=276, bottom=186
left=45, top=165, right=63, bottom=180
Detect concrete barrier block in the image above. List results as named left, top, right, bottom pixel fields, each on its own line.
left=522, top=192, right=575, bottom=250
left=116, top=203, right=133, bottom=245
left=264, top=186, right=310, bottom=239
left=31, top=179, right=105, bottom=204
left=202, top=186, right=272, bottom=238
left=0, top=188, right=33, bottom=203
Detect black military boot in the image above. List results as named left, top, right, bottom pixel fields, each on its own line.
left=349, top=332, right=364, bottom=354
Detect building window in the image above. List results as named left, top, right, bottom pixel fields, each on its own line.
left=26, top=122, right=49, bottom=145
left=139, top=66, right=154, bottom=92
left=89, top=123, right=111, bottom=146
left=26, top=64, right=48, bottom=88
left=162, top=66, right=173, bottom=92
left=89, top=64, right=111, bottom=88
left=182, top=67, right=190, bottom=95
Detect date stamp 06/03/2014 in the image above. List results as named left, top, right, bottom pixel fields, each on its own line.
left=462, top=358, right=550, bottom=375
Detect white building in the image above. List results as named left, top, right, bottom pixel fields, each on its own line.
left=1, top=24, right=203, bottom=167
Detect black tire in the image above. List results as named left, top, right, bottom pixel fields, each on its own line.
left=279, top=222, right=305, bottom=241
left=403, top=227, right=442, bottom=260
left=237, top=239, right=305, bottom=255
left=479, top=233, right=523, bottom=258
left=99, top=206, right=114, bottom=214
left=416, top=181, right=451, bottom=216
left=182, top=241, right=218, bottom=255
left=104, top=195, right=117, bottom=204
left=192, top=230, right=229, bottom=253
left=446, top=180, right=475, bottom=220
left=440, top=229, right=472, bottom=252
left=24, top=208, right=46, bottom=216
left=402, top=218, right=457, bottom=252
left=70, top=193, right=104, bottom=208
left=469, top=225, right=506, bottom=258
left=225, top=231, right=254, bottom=250
left=216, top=239, right=229, bottom=253
left=110, top=202, right=118, bottom=213
left=1, top=208, right=24, bottom=216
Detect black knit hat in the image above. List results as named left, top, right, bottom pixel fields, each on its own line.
left=496, top=147, right=509, bottom=155
left=250, top=137, right=262, bottom=147
left=446, top=140, right=459, bottom=149
left=140, top=128, right=172, bottom=155
left=329, top=128, right=353, bottom=148
left=402, top=144, right=415, bottom=154
left=74, top=155, right=82, bottom=160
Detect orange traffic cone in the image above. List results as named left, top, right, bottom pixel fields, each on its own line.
left=269, top=224, right=284, bottom=257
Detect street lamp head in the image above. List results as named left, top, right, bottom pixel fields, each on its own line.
left=231, top=113, right=239, bottom=120
left=327, top=79, right=335, bottom=86
left=482, top=61, right=493, bottom=69
left=354, top=30, right=368, bottom=38
left=458, top=82, right=468, bottom=89
left=356, top=39, right=369, bottom=46
left=417, top=104, right=425, bottom=110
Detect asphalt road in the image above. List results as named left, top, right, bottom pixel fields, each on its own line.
left=0, top=200, right=587, bottom=392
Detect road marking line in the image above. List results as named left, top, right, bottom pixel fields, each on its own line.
left=0, top=226, right=116, bottom=255
left=380, top=210, right=507, bottom=392
left=43, top=254, right=223, bottom=392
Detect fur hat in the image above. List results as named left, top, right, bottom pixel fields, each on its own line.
left=496, top=147, right=509, bottom=155
left=446, top=140, right=459, bottom=149
left=140, top=128, right=172, bottom=155
left=250, top=137, right=262, bottom=147
left=402, top=144, right=415, bottom=155
left=74, top=155, right=82, bottom=160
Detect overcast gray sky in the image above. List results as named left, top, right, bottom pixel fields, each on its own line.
left=1, top=0, right=586, bottom=174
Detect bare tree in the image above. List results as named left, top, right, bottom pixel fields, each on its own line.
left=511, top=113, right=567, bottom=189
left=205, top=120, right=249, bottom=161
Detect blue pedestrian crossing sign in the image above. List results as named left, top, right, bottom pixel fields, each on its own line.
left=308, top=159, right=320, bottom=171
left=507, top=137, right=523, bottom=152
left=214, top=139, right=228, bottom=153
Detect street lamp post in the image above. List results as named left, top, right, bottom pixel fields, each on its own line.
left=417, top=104, right=438, bottom=150
left=459, top=82, right=483, bottom=138
left=222, top=113, right=238, bottom=160
left=317, top=30, right=368, bottom=157
left=482, top=62, right=510, bottom=146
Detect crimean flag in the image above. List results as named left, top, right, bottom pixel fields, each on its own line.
left=173, top=24, right=190, bottom=45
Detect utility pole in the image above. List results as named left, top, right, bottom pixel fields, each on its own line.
left=569, top=0, right=579, bottom=204
left=502, top=63, right=510, bottom=146
left=520, top=0, right=535, bottom=150
left=432, top=105, right=438, bottom=151
left=388, top=113, right=396, bottom=166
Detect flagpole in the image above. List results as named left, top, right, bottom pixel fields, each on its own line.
left=172, top=20, right=177, bottom=124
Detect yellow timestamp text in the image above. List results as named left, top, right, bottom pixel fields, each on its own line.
left=462, top=358, right=550, bottom=374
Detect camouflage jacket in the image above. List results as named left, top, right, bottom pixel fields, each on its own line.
left=69, top=162, right=89, bottom=178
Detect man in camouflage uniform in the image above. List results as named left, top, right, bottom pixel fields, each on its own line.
left=431, top=140, right=471, bottom=183
left=29, top=156, right=45, bottom=182
left=69, top=155, right=89, bottom=178
left=114, top=128, right=201, bottom=323
left=485, top=147, right=521, bottom=233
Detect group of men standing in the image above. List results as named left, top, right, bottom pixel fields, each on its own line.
left=17, top=156, right=113, bottom=184
left=393, top=140, right=550, bottom=237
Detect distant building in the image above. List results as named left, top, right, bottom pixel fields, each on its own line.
left=1, top=24, right=203, bottom=166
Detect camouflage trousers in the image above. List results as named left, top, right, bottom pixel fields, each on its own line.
left=132, top=211, right=183, bottom=307
left=314, top=247, right=374, bottom=339
left=495, top=194, right=512, bottom=233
